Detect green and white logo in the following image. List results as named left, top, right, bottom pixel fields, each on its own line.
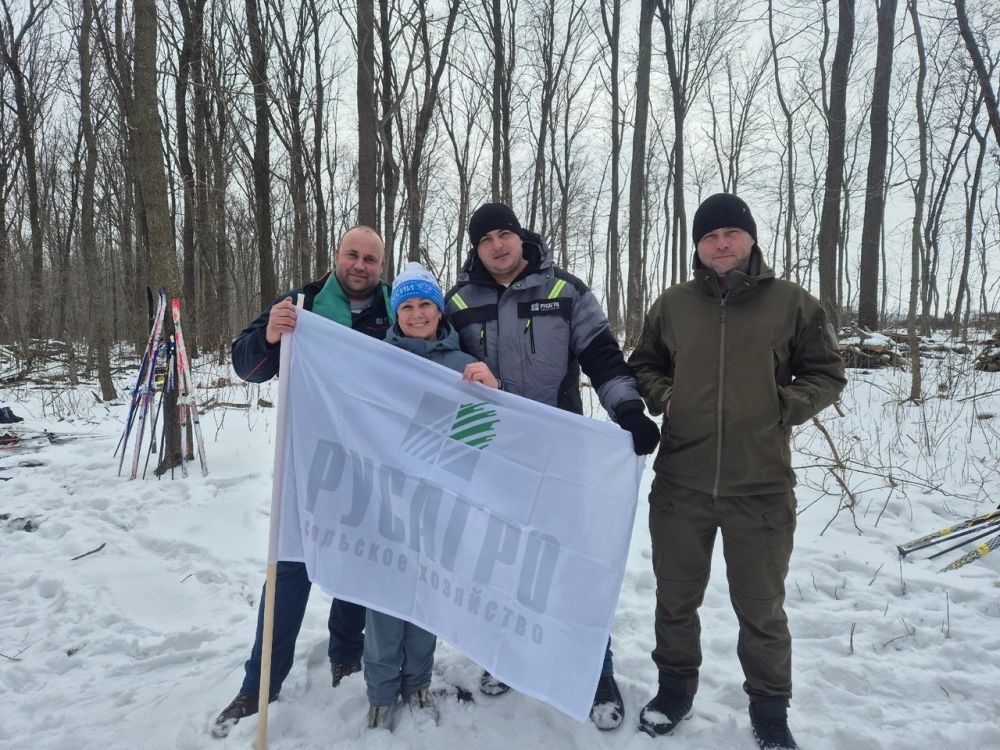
left=449, top=402, right=499, bottom=450
left=401, top=394, right=499, bottom=479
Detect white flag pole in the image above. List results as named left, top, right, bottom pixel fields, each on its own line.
left=254, top=294, right=304, bottom=750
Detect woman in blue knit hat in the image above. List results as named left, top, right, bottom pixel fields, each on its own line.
left=365, top=262, right=498, bottom=731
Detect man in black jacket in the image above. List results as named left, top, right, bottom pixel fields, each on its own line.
left=213, top=226, right=392, bottom=738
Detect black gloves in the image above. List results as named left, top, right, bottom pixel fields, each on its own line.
left=618, top=409, right=660, bottom=456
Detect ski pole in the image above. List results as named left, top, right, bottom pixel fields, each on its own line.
left=897, top=509, right=1000, bottom=553
left=940, top=531, right=1000, bottom=572
left=897, top=516, right=1000, bottom=557
left=927, top=523, right=1000, bottom=560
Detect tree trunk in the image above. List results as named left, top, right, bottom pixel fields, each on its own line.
left=246, top=0, right=276, bottom=308
left=379, top=0, right=399, bottom=277
left=601, top=0, right=622, bottom=334
left=175, top=0, right=200, bottom=358
left=357, top=0, right=377, bottom=227
left=310, top=0, right=328, bottom=273
left=952, top=128, right=986, bottom=338
left=625, top=0, right=656, bottom=348
left=955, top=0, right=1000, bottom=147
left=0, top=1, right=51, bottom=341
left=857, top=0, right=898, bottom=330
left=403, top=0, right=461, bottom=263
left=906, top=0, right=927, bottom=401
left=134, top=0, right=180, bottom=471
left=816, top=0, right=854, bottom=329
left=79, top=0, right=116, bottom=401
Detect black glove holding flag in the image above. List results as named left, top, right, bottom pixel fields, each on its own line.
left=617, top=402, right=660, bottom=455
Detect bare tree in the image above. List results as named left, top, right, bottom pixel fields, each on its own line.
left=0, top=69, right=19, bottom=343
left=134, top=0, right=180, bottom=469
left=357, top=0, right=378, bottom=227
left=78, top=0, right=115, bottom=400
left=0, top=0, right=54, bottom=341
left=955, top=0, right=1000, bottom=147
left=174, top=0, right=207, bottom=357
left=953, top=120, right=987, bottom=337
left=816, top=0, right=855, bottom=328
left=246, top=0, right=276, bottom=308
left=857, top=0, right=899, bottom=330
left=905, top=0, right=927, bottom=401
left=657, top=0, right=741, bottom=284
left=398, top=0, right=461, bottom=263
left=481, top=0, right=515, bottom=203
left=767, top=0, right=799, bottom=279
left=625, top=0, right=655, bottom=347
left=599, top=0, right=623, bottom=333
left=307, top=0, right=329, bottom=273
left=272, top=0, right=315, bottom=285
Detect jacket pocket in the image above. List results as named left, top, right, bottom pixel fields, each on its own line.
left=762, top=497, right=796, bottom=571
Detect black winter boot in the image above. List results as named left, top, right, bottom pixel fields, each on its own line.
left=749, top=701, right=798, bottom=749
left=638, top=684, right=693, bottom=736
left=479, top=670, right=511, bottom=696
left=589, top=675, right=625, bottom=730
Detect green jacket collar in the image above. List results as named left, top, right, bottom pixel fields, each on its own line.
left=312, top=273, right=393, bottom=326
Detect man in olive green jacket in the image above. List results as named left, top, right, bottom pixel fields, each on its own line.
left=628, top=193, right=845, bottom=750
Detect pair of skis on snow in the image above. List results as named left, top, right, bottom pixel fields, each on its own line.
left=116, top=290, right=207, bottom=479
left=897, top=509, right=1000, bottom=572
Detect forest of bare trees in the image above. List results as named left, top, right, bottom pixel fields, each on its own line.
left=1, top=0, right=999, bottom=385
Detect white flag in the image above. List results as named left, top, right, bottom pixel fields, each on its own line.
left=276, top=309, right=643, bottom=721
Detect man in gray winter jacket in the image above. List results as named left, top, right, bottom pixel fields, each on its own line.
left=445, top=202, right=660, bottom=731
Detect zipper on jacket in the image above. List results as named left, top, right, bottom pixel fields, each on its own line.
left=524, top=318, right=535, bottom=353
left=712, top=296, right=727, bottom=499
left=480, top=327, right=488, bottom=357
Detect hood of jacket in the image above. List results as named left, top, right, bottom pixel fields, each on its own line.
left=692, top=245, right=775, bottom=299
left=384, top=320, right=464, bottom=358
left=458, top=228, right=553, bottom=286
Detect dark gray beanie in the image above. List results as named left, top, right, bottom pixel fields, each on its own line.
left=692, top=193, right=757, bottom=246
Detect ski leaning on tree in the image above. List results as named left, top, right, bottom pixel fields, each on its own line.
left=628, top=193, right=847, bottom=750
left=171, top=298, right=207, bottom=476
left=116, top=288, right=167, bottom=480
left=445, top=202, right=660, bottom=731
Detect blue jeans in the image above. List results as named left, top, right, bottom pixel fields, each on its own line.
left=241, top=561, right=366, bottom=699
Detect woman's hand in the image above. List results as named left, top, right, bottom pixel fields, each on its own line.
left=463, top=362, right=499, bottom=389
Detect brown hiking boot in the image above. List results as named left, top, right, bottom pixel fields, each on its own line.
left=212, top=692, right=263, bottom=739
left=367, top=701, right=396, bottom=731
left=331, top=660, right=361, bottom=687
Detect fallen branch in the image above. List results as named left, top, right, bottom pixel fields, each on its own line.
left=0, top=644, right=30, bottom=661
left=200, top=397, right=250, bottom=411
left=70, top=542, right=106, bottom=561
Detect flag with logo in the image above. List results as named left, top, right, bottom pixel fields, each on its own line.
left=276, top=309, right=644, bottom=721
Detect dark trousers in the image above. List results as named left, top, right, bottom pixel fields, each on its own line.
left=241, top=560, right=366, bottom=699
left=648, top=475, right=795, bottom=702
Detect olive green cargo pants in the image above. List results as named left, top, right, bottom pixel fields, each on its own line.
left=648, top=474, right=796, bottom=702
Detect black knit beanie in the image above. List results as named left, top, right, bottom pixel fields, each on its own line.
left=469, top=203, right=522, bottom=248
left=692, top=193, right=757, bottom=246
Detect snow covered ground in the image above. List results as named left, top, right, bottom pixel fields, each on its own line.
left=2, top=343, right=1000, bottom=750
